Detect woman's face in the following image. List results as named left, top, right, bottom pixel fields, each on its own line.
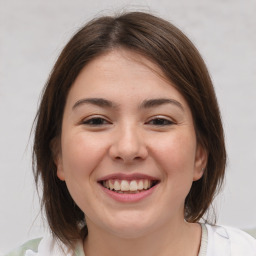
left=56, top=49, right=207, bottom=238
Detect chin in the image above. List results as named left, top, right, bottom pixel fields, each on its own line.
left=107, top=223, right=154, bottom=239
left=100, top=212, right=160, bottom=239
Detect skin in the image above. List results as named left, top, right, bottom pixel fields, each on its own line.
left=56, top=49, right=208, bottom=256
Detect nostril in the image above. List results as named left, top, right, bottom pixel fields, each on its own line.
left=109, top=136, right=148, bottom=162
left=113, top=156, right=145, bottom=164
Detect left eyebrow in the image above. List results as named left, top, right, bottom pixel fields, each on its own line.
left=72, top=98, right=119, bottom=110
left=139, top=98, right=184, bottom=111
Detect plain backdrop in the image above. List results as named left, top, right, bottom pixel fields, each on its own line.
left=0, top=0, right=256, bottom=254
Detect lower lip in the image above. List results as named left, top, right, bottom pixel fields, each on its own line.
left=100, top=184, right=158, bottom=203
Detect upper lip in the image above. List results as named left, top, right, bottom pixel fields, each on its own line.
left=97, top=173, right=160, bottom=182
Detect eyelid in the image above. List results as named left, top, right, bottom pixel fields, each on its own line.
left=145, top=115, right=176, bottom=125
left=81, top=115, right=112, bottom=125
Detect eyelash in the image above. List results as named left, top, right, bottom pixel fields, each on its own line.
left=146, top=117, right=174, bottom=126
left=82, top=117, right=111, bottom=126
left=82, top=116, right=174, bottom=127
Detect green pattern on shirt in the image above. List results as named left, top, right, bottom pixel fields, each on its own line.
left=4, top=238, right=42, bottom=256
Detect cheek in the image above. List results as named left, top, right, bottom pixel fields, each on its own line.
left=60, top=132, right=108, bottom=211
left=150, top=132, right=197, bottom=171
left=61, top=132, right=106, bottom=179
left=149, top=131, right=197, bottom=195
left=150, top=134, right=197, bottom=208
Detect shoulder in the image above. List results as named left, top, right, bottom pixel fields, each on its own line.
left=4, top=238, right=42, bottom=256
left=206, top=224, right=256, bottom=256
left=225, top=226, right=256, bottom=254
left=4, top=236, right=84, bottom=256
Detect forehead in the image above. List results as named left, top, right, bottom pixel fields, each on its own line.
left=65, top=49, right=190, bottom=111
left=78, top=49, right=168, bottom=84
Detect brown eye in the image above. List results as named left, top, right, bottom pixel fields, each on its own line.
left=83, top=117, right=110, bottom=126
left=147, top=118, right=174, bottom=126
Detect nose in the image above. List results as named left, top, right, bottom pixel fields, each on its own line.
left=109, top=124, right=148, bottom=164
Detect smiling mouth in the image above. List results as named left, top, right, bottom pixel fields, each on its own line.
left=99, top=179, right=159, bottom=194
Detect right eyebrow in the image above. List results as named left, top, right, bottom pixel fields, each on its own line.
left=140, top=98, right=184, bottom=111
left=72, top=98, right=119, bottom=110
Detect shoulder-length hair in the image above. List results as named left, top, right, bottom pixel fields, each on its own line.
left=33, top=11, right=226, bottom=247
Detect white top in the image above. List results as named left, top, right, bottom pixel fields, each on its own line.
left=6, top=224, right=256, bottom=256
left=198, top=223, right=208, bottom=256
left=205, top=224, right=256, bottom=256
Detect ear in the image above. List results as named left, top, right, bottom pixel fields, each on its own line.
left=50, top=137, right=65, bottom=181
left=193, top=143, right=208, bottom=181
left=56, top=154, right=65, bottom=181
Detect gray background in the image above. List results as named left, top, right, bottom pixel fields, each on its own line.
left=0, top=0, right=256, bottom=254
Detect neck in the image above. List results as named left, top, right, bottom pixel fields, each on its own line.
left=83, top=219, right=201, bottom=256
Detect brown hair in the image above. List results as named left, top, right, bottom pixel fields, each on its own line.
left=33, top=11, right=226, bottom=247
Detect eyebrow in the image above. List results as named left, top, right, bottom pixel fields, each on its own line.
left=140, top=98, right=184, bottom=111
left=72, top=97, right=184, bottom=111
left=72, top=98, right=118, bottom=110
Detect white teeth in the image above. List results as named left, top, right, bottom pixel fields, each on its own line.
left=138, top=180, right=144, bottom=190
left=103, top=179, right=155, bottom=192
left=130, top=180, right=138, bottom=191
left=143, top=180, right=149, bottom=189
left=120, top=180, right=130, bottom=191
left=109, top=180, right=114, bottom=190
left=114, top=180, right=120, bottom=190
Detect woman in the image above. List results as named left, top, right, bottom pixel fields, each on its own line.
left=6, top=11, right=256, bottom=256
